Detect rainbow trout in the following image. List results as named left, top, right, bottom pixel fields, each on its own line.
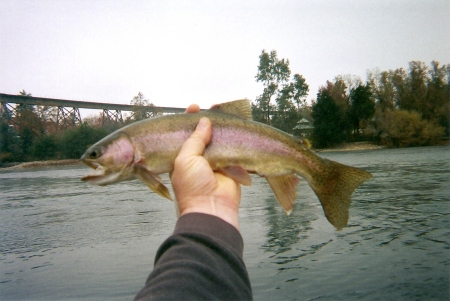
left=81, top=99, right=372, bottom=230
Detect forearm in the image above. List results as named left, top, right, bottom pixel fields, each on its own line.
left=134, top=213, right=252, bottom=301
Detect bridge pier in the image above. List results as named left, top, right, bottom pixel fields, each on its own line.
left=57, top=106, right=82, bottom=130
left=0, top=102, right=18, bottom=128
left=102, top=109, right=124, bottom=124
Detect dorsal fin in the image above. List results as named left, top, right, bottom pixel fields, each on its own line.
left=209, top=99, right=253, bottom=120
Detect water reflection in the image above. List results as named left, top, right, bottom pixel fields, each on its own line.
left=262, top=195, right=315, bottom=255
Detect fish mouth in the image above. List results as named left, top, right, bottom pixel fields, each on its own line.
left=80, top=159, right=130, bottom=186
left=81, top=164, right=107, bottom=183
left=81, top=158, right=100, bottom=170
left=80, top=158, right=110, bottom=184
left=81, top=168, right=123, bottom=186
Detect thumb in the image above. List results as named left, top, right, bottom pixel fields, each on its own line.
left=178, top=117, right=212, bottom=158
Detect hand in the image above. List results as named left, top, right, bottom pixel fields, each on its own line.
left=170, top=105, right=242, bottom=230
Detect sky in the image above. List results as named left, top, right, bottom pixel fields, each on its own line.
left=1, top=0, right=449, bottom=118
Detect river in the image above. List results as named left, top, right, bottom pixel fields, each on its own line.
left=1, top=145, right=449, bottom=300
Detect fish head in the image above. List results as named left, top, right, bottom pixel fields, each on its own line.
left=80, top=132, right=135, bottom=185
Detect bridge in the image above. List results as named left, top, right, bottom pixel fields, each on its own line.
left=0, top=93, right=186, bottom=132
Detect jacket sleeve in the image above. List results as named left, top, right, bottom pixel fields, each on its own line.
left=134, top=213, right=253, bottom=301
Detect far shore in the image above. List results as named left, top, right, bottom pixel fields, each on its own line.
left=1, top=142, right=386, bottom=170
left=316, top=141, right=386, bottom=152
left=1, top=159, right=81, bottom=170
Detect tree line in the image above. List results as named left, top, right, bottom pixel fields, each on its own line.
left=252, top=50, right=449, bottom=148
left=1, top=52, right=448, bottom=164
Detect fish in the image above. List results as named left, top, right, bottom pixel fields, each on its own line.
left=81, top=99, right=372, bottom=230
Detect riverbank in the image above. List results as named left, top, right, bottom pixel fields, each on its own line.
left=316, top=142, right=386, bottom=152
left=0, top=159, right=81, bottom=170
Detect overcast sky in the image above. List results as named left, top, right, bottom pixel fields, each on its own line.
left=1, top=0, right=449, bottom=116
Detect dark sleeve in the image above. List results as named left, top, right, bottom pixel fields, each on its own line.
left=134, top=213, right=253, bottom=301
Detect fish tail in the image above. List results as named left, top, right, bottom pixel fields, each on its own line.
left=310, top=160, right=372, bottom=230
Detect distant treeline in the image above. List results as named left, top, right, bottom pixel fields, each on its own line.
left=252, top=50, right=449, bottom=148
left=1, top=52, right=448, bottom=164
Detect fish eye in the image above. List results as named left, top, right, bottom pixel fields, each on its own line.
left=89, top=147, right=102, bottom=159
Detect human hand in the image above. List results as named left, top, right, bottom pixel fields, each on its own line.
left=170, top=105, right=242, bottom=230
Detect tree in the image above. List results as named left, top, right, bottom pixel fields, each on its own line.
left=348, top=83, right=375, bottom=139
left=253, top=50, right=309, bottom=132
left=377, top=110, right=445, bottom=147
left=253, top=85, right=277, bottom=124
left=14, top=90, right=48, bottom=160
left=271, top=84, right=299, bottom=133
left=426, top=61, right=449, bottom=135
left=391, top=67, right=409, bottom=109
left=407, top=61, right=429, bottom=113
left=0, top=122, right=21, bottom=163
left=18, top=89, right=32, bottom=97
left=291, top=74, right=309, bottom=109
left=59, top=122, right=108, bottom=159
left=368, top=69, right=395, bottom=112
left=32, top=134, right=58, bottom=160
left=254, top=50, right=291, bottom=125
left=311, top=88, right=348, bottom=148
left=328, top=76, right=350, bottom=109
left=129, top=92, right=160, bottom=121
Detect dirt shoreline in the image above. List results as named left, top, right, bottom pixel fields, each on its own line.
left=1, top=159, right=81, bottom=170
left=316, top=142, right=386, bottom=152
left=1, top=142, right=385, bottom=170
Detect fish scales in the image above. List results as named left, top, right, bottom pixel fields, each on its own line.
left=81, top=99, right=372, bottom=230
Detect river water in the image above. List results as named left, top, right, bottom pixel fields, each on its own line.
left=1, top=145, right=449, bottom=300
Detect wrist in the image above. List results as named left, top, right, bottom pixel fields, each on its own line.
left=178, top=196, right=240, bottom=230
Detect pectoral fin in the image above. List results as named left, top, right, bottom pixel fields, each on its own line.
left=266, top=174, right=300, bottom=215
left=220, top=166, right=252, bottom=186
left=135, top=165, right=172, bottom=200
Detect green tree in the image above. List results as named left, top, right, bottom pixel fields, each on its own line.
left=348, top=83, right=375, bottom=139
left=253, top=85, right=277, bottom=124
left=12, top=90, right=50, bottom=160
left=254, top=50, right=291, bottom=124
left=407, top=61, right=429, bottom=113
left=291, top=74, right=309, bottom=109
left=0, top=122, right=21, bottom=163
left=271, top=84, right=298, bottom=133
left=59, top=123, right=108, bottom=159
left=253, top=50, right=309, bottom=132
left=32, top=134, right=58, bottom=160
left=426, top=61, right=449, bottom=135
left=311, top=88, right=348, bottom=148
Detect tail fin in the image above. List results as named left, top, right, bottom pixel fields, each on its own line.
left=310, top=160, right=372, bottom=230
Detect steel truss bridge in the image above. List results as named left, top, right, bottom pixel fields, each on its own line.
left=0, top=93, right=186, bottom=132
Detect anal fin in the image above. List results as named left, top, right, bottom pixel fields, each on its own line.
left=135, top=165, right=173, bottom=200
left=266, top=174, right=300, bottom=215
